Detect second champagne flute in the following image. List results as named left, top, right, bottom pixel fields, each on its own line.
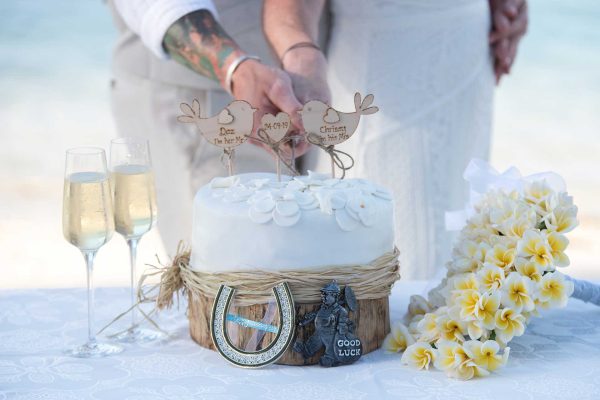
left=110, top=137, right=166, bottom=342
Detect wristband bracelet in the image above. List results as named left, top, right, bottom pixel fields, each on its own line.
left=225, top=54, right=261, bottom=95
left=280, top=42, right=321, bottom=63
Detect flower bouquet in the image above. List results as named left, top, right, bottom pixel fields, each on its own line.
left=385, top=159, right=600, bottom=379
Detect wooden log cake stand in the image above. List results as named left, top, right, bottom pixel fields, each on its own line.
left=188, top=293, right=391, bottom=366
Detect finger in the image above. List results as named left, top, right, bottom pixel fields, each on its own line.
left=490, top=2, right=528, bottom=42
left=267, top=74, right=303, bottom=131
left=504, top=36, right=521, bottom=73
left=503, top=0, right=524, bottom=19
left=494, top=38, right=511, bottom=67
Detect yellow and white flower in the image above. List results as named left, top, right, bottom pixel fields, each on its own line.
left=437, top=313, right=467, bottom=342
left=408, top=294, right=433, bottom=317
left=383, top=322, right=415, bottom=353
left=434, top=340, right=488, bottom=380
left=451, top=241, right=490, bottom=274
left=517, top=230, right=554, bottom=269
left=456, top=289, right=481, bottom=321
left=514, top=257, right=543, bottom=282
left=544, top=205, right=578, bottom=234
left=416, top=312, right=439, bottom=342
left=537, top=272, right=574, bottom=308
left=401, top=342, right=436, bottom=370
left=494, top=307, right=526, bottom=343
left=474, top=291, right=501, bottom=329
left=485, top=244, right=517, bottom=271
left=544, top=231, right=570, bottom=268
left=477, top=265, right=505, bottom=292
left=463, top=340, right=509, bottom=372
left=501, top=272, right=535, bottom=312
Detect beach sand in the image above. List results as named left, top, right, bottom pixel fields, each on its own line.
left=0, top=0, right=598, bottom=288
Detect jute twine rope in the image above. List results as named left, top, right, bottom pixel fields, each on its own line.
left=156, top=244, right=401, bottom=308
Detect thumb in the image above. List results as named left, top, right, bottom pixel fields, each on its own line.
left=267, top=74, right=303, bottom=131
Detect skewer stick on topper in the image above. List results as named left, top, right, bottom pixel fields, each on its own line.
left=177, top=99, right=256, bottom=176
left=251, top=112, right=297, bottom=181
left=300, top=93, right=379, bottom=179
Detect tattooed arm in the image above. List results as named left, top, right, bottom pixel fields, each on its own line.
left=163, top=9, right=308, bottom=154
left=163, top=9, right=243, bottom=88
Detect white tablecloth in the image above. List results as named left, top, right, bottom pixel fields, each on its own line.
left=1, top=281, right=600, bottom=399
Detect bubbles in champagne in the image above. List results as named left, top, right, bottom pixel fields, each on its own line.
left=62, top=172, right=115, bottom=251
left=112, top=164, right=157, bottom=239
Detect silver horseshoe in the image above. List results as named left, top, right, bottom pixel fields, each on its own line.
left=210, top=282, right=296, bottom=368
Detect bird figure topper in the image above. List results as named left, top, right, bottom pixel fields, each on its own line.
left=299, top=92, right=378, bottom=146
left=300, top=92, right=379, bottom=178
left=178, top=99, right=256, bottom=175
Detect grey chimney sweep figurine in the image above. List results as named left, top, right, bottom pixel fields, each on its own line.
left=293, top=280, right=362, bottom=367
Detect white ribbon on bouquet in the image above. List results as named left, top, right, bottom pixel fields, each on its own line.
left=444, top=158, right=600, bottom=306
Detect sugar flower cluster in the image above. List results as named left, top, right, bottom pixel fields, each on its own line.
left=384, top=180, right=578, bottom=379
left=210, top=171, right=392, bottom=230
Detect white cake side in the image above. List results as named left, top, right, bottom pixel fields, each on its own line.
left=190, top=171, right=395, bottom=272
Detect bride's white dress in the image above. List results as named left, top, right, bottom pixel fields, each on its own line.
left=306, top=0, right=494, bottom=279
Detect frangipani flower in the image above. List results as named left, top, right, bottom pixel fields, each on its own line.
left=544, top=231, right=570, bottom=268
left=537, top=272, right=574, bottom=308
left=383, top=322, right=414, bottom=353
left=543, top=205, right=578, bottom=234
left=514, top=258, right=543, bottom=282
left=408, top=295, right=433, bottom=317
left=474, top=291, right=501, bottom=329
left=494, top=307, right=526, bottom=343
left=437, top=313, right=466, bottom=342
left=451, top=241, right=490, bottom=274
left=434, top=341, right=488, bottom=380
left=416, top=312, right=439, bottom=342
left=485, top=244, right=516, bottom=271
left=401, top=342, right=436, bottom=370
left=463, top=340, right=509, bottom=372
left=517, top=230, right=554, bottom=269
left=501, top=272, right=535, bottom=312
left=456, top=289, right=481, bottom=321
left=477, top=265, right=505, bottom=292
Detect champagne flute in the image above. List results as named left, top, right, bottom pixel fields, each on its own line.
left=110, top=137, right=166, bottom=342
left=62, top=147, right=123, bottom=357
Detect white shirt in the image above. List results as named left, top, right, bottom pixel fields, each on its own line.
left=114, top=0, right=218, bottom=59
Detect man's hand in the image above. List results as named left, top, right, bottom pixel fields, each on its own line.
left=231, top=60, right=310, bottom=157
left=489, top=0, right=528, bottom=84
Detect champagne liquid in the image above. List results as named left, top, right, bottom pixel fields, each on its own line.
left=63, top=172, right=115, bottom=251
left=112, top=164, right=157, bottom=239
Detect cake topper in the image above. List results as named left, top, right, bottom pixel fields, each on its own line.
left=211, top=282, right=296, bottom=368
left=177, top=99, right=256, bottom=175
left=293, top=280, right=362, bottom=367
left=300, top=92, right=379, bottom=179
left=249, top=112, right=299, bottom=181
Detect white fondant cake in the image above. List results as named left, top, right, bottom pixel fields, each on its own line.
left=190, top=171, right=395, bottom=271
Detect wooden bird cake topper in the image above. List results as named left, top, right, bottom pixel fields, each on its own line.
left=300, top=92, right=379, bottom=178
left=177, top=99, right=256, bottom=175
left=251, top=112, right=299, bottom=181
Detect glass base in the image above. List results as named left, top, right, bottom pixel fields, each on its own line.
left=112, top=326, right=168, bottom=343
left=65, top=340, right=124, bottom=358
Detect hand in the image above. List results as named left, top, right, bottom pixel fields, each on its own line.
left=231, top=59, right=310, bottom=157
left=281, top=47, right=330, bottom=159
left=489, top=0, right=528, bottom=84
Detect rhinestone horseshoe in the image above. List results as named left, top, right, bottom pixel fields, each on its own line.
left=210, top=282, right=296, bottom=368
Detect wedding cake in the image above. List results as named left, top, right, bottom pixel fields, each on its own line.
left=190, top=171, right=395, bottom=271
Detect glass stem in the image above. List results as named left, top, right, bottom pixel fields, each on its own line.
left=83, top=250, right=97, bottom=345
left=127, top=238, right=139, bottom=328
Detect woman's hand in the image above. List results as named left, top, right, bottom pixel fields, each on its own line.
left=489, top=0, right=528, bottom=84
left=231, top=59, right=310, bottom=157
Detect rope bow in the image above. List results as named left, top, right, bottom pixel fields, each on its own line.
left=306, top=133, right=355, bottom=179
left=247, top=130, right=300, bottom=175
